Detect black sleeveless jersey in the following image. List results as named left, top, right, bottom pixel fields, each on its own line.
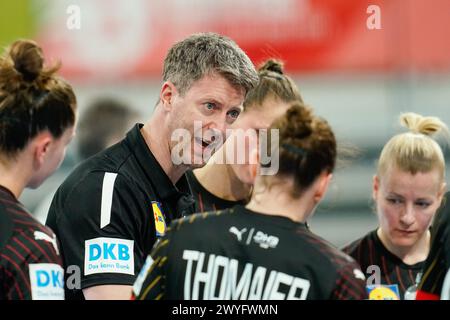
left=343, top=230, right=424, bottom=300
left=133, top=205, right=367, bottom=300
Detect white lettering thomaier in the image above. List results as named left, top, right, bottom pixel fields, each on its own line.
left=182, top=250, right=310, bottom=300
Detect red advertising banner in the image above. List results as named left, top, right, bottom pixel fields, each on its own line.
left=36, top=0, right=450, bottom=80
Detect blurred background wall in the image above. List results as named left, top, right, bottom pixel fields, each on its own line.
left=2, top=0, right=450, bottom=246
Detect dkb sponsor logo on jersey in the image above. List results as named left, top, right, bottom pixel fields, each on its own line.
left=182, top=249, right=310, bottom=300
left=84, top=237, right=134, bottom=276
left=29, top=263, right=64, bottom=300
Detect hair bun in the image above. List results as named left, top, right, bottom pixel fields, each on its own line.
left=400, top=112, right=448, bottom=137
left=259, top=59, right=284, bottom=75
left=284, top=102, right=313, bottom=139
left=9, top=40, right=44, bottom=82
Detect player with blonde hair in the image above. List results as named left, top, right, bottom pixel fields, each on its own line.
left=343, top=113, right=448, bottom=300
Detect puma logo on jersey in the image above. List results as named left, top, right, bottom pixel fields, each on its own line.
left=353, top=269, right=366, bottom=281
left=229, top=226, right=247, bottom=242
left=34, top=231, right=59, bottom=255
left=229, top=227, right=279, bottom=249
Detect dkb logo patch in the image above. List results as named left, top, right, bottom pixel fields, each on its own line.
left=29, top=264, right=64, bottom=300
left=84, top=237, right=134, bottom=276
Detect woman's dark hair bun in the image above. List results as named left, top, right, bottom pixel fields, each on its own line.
left=259, top=59, right=284, bottom=75
left=0, top=39, right=76, bottom=157
left=9, top=39, right=44, bottom=82
left=282, top=102, right=313, bottom=139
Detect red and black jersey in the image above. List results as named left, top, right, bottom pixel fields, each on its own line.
left=133, top=205, right=367, bottom=300
left=417, top=192, right=450, bottom=300
left=0, top=185, right=64, bottom=300
left=342, top=230, right=423, bottom=300
left=185, top=170, right=246, bottom=213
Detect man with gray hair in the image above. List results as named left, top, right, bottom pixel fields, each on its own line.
left=46, top=33, right=258, bottom=300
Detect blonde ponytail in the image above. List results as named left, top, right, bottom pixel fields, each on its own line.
left=400, top=112, right=447, bottom=136
left=378, top=112, right=448, bottom=180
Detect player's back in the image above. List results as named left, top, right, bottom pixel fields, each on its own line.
left=160, top=205, right=367, bottom=300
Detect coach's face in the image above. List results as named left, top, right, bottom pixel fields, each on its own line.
left=162, top=73, right=245, bottom=168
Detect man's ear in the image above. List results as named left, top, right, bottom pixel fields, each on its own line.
left=160, top=81, right=177, bottom=111
left=33, top=132, right=53, bottom=167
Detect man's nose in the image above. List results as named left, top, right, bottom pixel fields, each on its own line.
left=208, top=118, right=228, bottom=138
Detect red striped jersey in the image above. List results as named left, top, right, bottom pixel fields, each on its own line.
left=133, top=205, right=367, bottom=300
left=0, top=185, right=64, bottom=300
left=342, top=230, right=423, bottom=300
left=185, top=170, right=246, bottom=213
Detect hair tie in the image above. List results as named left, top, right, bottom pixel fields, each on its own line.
left=282, top=143, right=307, bottom=156
left=263, top=72, right=284, bottom=81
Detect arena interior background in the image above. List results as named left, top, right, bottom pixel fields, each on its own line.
left=2, top=0, right=450, bottom=246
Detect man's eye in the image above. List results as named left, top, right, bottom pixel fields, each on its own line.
left=228, top=110, right=240, bottom=119
left=205, top=102, right=215, bottom=110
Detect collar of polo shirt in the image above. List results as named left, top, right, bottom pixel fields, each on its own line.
left=126, top=124, right=195, bottom=217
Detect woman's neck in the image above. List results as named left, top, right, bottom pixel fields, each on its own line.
left=194, top=164, right=252, bottom=201
left=377, top=228, right=430, bottom=265
left=0, top=159, right=30, bottom=199
left=246, top=181, right=313, bottom=223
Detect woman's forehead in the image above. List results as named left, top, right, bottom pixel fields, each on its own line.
left=380, top=167, right=442, bottom=195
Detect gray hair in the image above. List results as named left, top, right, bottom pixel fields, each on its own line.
left=163, top=33, right=258, bottom=96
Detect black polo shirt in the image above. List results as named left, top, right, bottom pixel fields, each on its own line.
left=46, top=124, right=195, bottom=300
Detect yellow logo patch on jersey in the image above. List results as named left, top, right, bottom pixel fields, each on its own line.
left=152, top=201, right=167, bottom=237
left=367, top=285, right=400, bottom=300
